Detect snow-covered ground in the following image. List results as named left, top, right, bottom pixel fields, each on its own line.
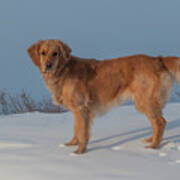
left=0, top=103, right=180, bottom=180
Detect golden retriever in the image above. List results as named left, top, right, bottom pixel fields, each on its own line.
left=27, top=39, right=180, bottom=154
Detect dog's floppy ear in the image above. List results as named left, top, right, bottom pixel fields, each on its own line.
left=57, top=40, right=72, bottom=62
left=27, top=40, right=44, bottom=67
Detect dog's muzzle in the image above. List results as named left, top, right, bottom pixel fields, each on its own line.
left=46, top=62, right=52, bottom=71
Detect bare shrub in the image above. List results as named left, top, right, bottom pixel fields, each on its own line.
left=0, top=90, right=67, bottom=115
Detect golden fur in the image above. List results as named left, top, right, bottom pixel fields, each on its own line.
left=27, top=39, right=180, bottom=154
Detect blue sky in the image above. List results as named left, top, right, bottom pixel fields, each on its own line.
left=0, top=0, right=180, bottom=99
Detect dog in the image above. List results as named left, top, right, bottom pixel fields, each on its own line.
left=27, top=39, right=180, bottom=154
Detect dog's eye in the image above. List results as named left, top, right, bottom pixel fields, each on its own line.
left=53, top=52, right=58, bottom=57
left=41, top=51, right=46, bottom=56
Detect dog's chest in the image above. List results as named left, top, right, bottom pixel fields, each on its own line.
left=43, top=75, right=64, bottom=104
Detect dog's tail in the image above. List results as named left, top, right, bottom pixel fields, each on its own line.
left=161, top=56, right=180, bottom=83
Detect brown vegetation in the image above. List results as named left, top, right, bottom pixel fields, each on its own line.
left=0, top=90, right=66, bottom=115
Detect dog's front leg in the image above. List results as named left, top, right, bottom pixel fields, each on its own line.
left=65, top=114, right=78, bottom=146
left=73, top=110, right=92, bottom=154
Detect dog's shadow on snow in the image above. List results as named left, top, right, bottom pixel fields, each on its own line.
left=164, top=118, right=180, bottom=143
left=88, top=118, right=180, bottom=153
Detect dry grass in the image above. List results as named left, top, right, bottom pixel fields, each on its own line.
left=0, top=90, right=67, bottom=115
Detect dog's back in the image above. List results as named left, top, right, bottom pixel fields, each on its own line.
left=81, top=55, right=171, bottom=113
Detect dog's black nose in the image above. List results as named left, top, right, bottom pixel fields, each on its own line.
left=46, top=63, right=52, bottom=70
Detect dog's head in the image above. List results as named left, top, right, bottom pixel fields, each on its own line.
left=27, top=40, right=72, bottom=74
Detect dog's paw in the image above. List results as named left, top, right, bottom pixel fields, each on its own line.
left=145, top=143, right=159, bottom=149
left=64, top=140, right=78, bottom=146
left=73, top=146, right=87, bottom=154
left=142, top=136, right=153, bottom=143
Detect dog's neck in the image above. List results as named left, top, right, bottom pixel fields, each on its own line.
left=42, top=72, right=60, bottom=85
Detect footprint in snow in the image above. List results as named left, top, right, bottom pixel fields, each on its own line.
left=160, top=142, right=180, bottom=165
left=159, top=152, right=168, bottom=157
left=112, top=146, right=124, bottom=151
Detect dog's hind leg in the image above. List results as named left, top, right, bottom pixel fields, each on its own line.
left=133, top=93, right=166, bottom=148
left=145, top=113, right=166, bottom=149
left=142, top=116, right=166, bottom=144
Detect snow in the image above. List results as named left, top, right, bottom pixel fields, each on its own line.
left=0, top=103, right=180, bottom=180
